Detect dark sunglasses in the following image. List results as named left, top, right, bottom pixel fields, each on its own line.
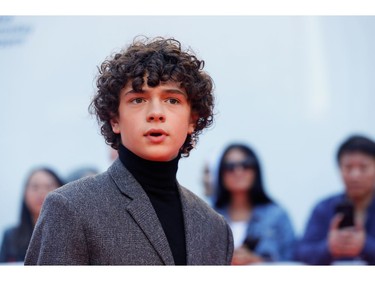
left=222, top=159, right=255, bottom=172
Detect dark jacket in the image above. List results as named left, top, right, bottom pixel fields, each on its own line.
left=0, top=226, right=31, bottom=263
left=295, top=193, right=375, bottom=265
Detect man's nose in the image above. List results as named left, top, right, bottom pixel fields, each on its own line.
left=348, top=168, right=361, bottom=179
left=147, top=101, right=165, bottom=122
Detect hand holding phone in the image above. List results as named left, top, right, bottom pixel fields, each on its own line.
left=243, top=236, right=259, bottom=251
left=334, top=200, right=355, bottom=229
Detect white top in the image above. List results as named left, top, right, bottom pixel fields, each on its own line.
left=229, top=220, right=248, bottom=249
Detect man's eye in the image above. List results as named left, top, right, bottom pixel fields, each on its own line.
left=131, top=98, right=144, bottom=104
left=167, top=98, right=180, bottom=104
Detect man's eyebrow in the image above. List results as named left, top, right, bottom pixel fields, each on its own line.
left=164, top=88, right=187, bottom=96
left=124, top=88, right=187, bottom=96
left=123, top=89, right=145, bottom=95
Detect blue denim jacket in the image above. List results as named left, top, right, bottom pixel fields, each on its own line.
left=216, top=202, right=296, bottom=262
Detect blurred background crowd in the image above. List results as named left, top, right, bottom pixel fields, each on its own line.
left=1, top=15, right=375, bottom=265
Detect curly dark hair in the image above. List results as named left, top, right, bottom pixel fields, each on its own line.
left=89, top=36, right=215, bottom=157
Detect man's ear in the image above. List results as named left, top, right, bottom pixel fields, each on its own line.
left=110, top=118, right=120, bottom=134
left=188, top=113, right=198, bottom=135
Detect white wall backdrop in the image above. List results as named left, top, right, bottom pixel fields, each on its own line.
left=1, top=16, right=375, bottom=245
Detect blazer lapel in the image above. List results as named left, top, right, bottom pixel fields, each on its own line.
left=108, top=159, right=174, bottom=265
left=126, top=197, right=175, bottom=265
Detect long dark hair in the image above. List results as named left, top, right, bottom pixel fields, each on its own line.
left=13, top=167, right=64, bottom=260
left=214, top=143, right=272, bottom=209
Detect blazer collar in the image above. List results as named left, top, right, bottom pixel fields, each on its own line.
left=108, top=158, right=175, bottom=265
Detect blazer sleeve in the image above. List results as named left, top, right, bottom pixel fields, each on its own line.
left=225, top=221, right=234, bottom=265
left=24, top=191, right=89, bottom=265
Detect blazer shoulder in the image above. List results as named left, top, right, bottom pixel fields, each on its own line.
left=179, top=185, right=227, bottom=223
left=50, top=170, right=114, bottom=205
left=179, top=186, right=234, bottom=264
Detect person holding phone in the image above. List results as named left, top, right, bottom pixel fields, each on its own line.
left=295, top=135, right=375, bottom=265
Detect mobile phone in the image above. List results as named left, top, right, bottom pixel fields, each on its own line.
left=243, top=236, right=259, bottom=251
left=334, top=200, right=355, bottom=229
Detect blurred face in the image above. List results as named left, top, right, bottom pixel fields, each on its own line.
left=25, top=170, right=60, bottom=221
left=222, top=148, right=255, bottom=193
left=111, top=79, right=196, bottom=161
left=339, top=152, right=375, bottom=201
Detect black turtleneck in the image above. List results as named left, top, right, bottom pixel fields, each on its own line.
left=118, top=144, right=187, bottom=265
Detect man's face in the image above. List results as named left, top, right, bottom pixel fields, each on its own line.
left=339, top=152, right=375, bottom=201
left=110, top=79, right=196, bottom=162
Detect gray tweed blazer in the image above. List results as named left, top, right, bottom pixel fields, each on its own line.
left=24, top=159, right=233, bottom=265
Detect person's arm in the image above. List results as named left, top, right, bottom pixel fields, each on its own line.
left=24, top=191, right=89, bottom=265
left=275, top=209, right=296, bottom=261
left=232, top=206, right=296, bottom=264
left=0, top=230, right=10, bottom=263
left=361, top=234, right=375, bottom=264
left=294, top=203, right=333, bottom=265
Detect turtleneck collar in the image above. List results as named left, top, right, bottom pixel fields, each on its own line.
left=118, top=144, right=180, bottom=191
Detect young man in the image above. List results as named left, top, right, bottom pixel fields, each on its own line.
left=24, top=37, right=233, bottom=265
left=295, top=135, right=375, bottom=265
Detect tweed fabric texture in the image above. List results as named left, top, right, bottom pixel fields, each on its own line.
left=24, top=159, right=233, bottom=265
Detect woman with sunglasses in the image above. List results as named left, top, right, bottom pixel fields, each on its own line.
left=212, top=143, right=296, bottom=265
